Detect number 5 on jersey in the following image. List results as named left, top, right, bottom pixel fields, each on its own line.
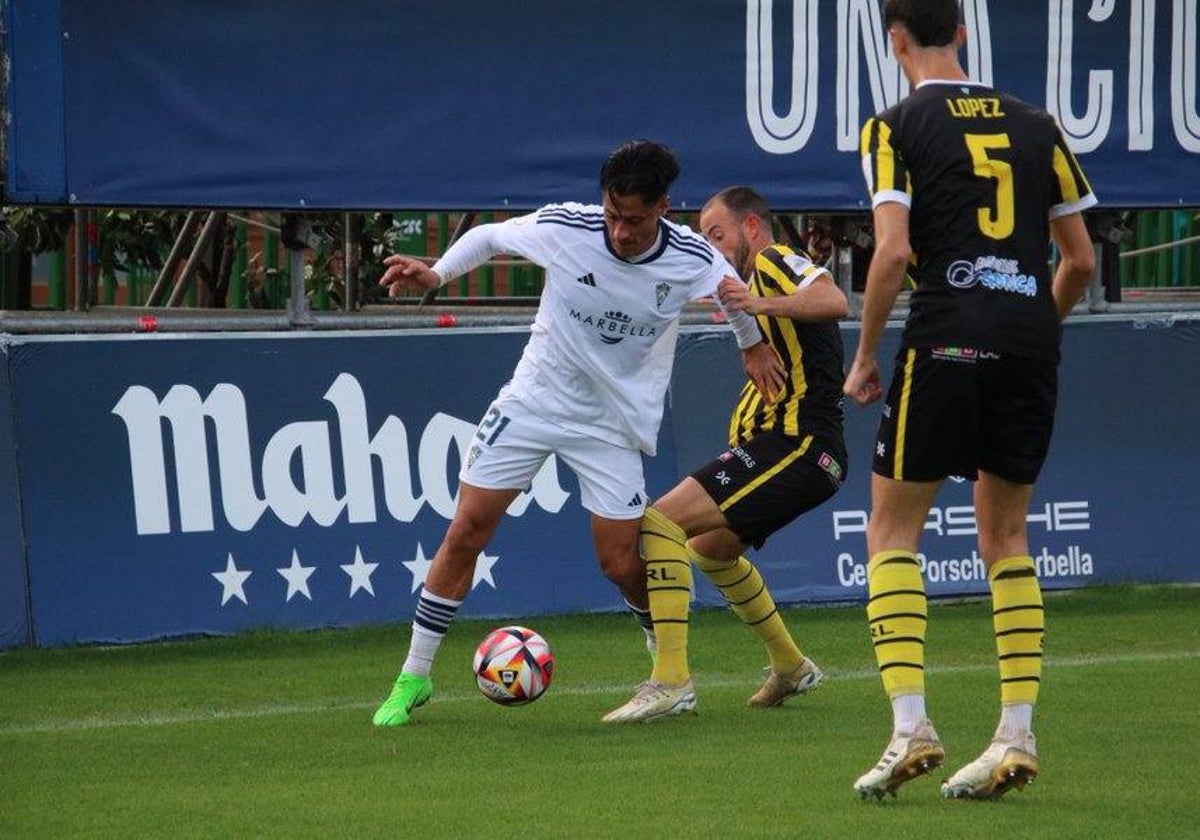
left=965, top=133, right=1015, bottom=240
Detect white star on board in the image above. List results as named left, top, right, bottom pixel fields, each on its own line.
left=341, top=546, right=379, bottom=598
left=472, top=551, right=499, bottom=589
left=212, top=553, right=252, bottom=606
left=277, top=550, right=316, bottom=602
left=401, top=543, right=434, bottom=593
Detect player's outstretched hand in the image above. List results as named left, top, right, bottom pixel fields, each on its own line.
left=717, top=276, right=765, bottom=315
left=743, top=341, right=785, bottom=403
left=379, top=255, right=441, bottom=298
left=843, top=356, right=883, bottom=406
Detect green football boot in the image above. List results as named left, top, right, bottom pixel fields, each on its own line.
left=372, top=672, right=433, bottom=727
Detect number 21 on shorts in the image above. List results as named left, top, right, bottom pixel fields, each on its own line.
left=475, top=406, right=511, bottom=447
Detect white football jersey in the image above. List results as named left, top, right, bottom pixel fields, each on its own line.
left=432, top=202, right=758, bottom=455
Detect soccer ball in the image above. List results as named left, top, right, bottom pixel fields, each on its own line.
left=473, top=626, right=555, bottom=706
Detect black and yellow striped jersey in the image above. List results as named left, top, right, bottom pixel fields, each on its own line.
left=861, top=81, right=1097, bottom=361
left=728, top=244, right=845, bottom=448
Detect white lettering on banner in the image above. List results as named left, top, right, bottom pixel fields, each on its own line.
left=112, top=372, right=570, bottom=536
left=746, top=0, right=1200, bottom=156
left=831, top=501, right=1091, bottom=540
left=834, top=545, right=1095, bottom=588
left=746, top=0, right=819, bottom=154
left=1130, top=0, right=1157, bottom=150
left=1047, top=0, right=1114, bottom=153
left=835, top=0, right=907, bottom=152
left=962, top=0, right=995, bottom=87
left=1173, top=0, right=1200, bottom=151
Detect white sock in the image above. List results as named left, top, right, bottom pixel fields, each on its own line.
left=402, top=624, right=444, bottom=677
left=995, top=703, right=1034, bottom=742
left=402, top=589, right=463, bottom=677
left=892, top=693, right=927, bottom=734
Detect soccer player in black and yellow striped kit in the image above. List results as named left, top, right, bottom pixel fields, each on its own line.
left=604, top=186, right=850, bottom=723
left=844, top=0, right=1097, bottom=801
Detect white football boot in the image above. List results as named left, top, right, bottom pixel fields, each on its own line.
left=942, top=732, right=1038, bottom=800
left=747, top=658, right=825, bottom=708
left=854, top=718, right=945, bottom=800
left=602, top=679, right=697, bottom=723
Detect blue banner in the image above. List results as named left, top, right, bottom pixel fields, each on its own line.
left=0, top=354, right=29, bottom=648
left=9, top=330, right=681, bottom=647
left=5, top=0, right=1199, bottom=209
left=2, top=317, right=1198, bottom=647
left=673, top=317, right=1200, bottom=607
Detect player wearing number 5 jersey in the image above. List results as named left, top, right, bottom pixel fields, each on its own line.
left=843, top=0, right=1096, bottom=802
left=371, top=140, right=784, bottom=727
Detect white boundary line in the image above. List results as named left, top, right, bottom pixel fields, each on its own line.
left=2, top=649, right=1196, bottom=737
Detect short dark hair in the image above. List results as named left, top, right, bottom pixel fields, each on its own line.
left=599, top=140, right=680, bottom=205
left=883, top=0, right=961, bottom=48
left=706, top=185, right=774, bottom=229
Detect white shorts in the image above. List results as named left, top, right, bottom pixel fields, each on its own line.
left=461, top=393, right=646, bottom=520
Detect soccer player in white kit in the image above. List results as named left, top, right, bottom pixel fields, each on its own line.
left=373, top=140, right=784, bottom=726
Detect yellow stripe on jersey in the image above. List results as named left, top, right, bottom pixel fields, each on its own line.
left=1052, top=146, right=1080, bottom=204
left=719, top=435, right=813, bottom=511
left=877, top=121, right=898, bottom=194
left=860, top=118, right=878, bottom=191
left=729, top=381, right=761, bottom=446
left=726, top=245, right=823, bottom=442
left=894, top=349, right=917, bottom=480
left=1052, top=128, right=1094, bottom=205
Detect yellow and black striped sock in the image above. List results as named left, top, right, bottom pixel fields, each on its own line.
left=866, top=550, right=927, bottom=698
left=989, top=555, right=1044, bottom=705
left=642, top=508, right=692, bottom=686
left=690, top=548, right=803, bottom=673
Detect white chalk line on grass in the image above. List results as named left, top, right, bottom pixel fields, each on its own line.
left=2, top=648, right=1196, bottom=737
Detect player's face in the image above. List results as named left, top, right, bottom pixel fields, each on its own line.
left=603, top=190, right=667, bottom=259
left=700, top=202, right=752, bottom=278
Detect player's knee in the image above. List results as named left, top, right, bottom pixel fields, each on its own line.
left=597, top=548, right=642, bottom=590
left=443, top=509, right=498, bottom=555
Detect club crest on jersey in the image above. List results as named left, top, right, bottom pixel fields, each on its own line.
left=655, top=282, right=671, bottom=309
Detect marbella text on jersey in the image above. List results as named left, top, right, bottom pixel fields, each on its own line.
left=745, top=0, right=1200, bottom=155
left=112, top=372, right=571, bottom=536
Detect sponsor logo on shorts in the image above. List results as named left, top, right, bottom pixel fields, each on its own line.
left=718, top=451, right=734, bottom=462
left=818, top=452, right=843, bottom=483
left=715, top=470, right=732, bottom=486
left=730, top=446, right=756, bottom=469
left=627, top=492, right=643, bottom=508
left=932, top=346, right=979, bottom=362
left=946, top=256, right=1037, bottom=297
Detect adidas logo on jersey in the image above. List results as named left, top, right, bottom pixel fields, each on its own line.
left=576, top=272, right=597, bottom=287
left=627, top=492, right=643, bottom=507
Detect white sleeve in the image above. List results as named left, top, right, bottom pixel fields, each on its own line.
left=429, top=224, right=505, bottom=286
left=430, top=210, right=550, bottom=286
left=699, top=253, right=763, bottom=350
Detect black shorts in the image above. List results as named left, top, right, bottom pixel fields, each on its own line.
left=873, top=346, right=1058, bottom=484
left=692, top=430, right=847, bottom=550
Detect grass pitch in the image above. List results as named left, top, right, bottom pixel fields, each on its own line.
left=2, top=585, right=1197, bottom=839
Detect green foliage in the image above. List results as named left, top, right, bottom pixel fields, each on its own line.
left=1, top=586, right=1197, bottom=838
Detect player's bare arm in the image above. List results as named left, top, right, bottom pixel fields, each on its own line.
left=1049, top=212, right=1096, bottom=321
left=844, top=202, right=910, bottom=406
left=717, top=274, right=848, bottom=322
left=379, top=254, right=441, bottom=297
